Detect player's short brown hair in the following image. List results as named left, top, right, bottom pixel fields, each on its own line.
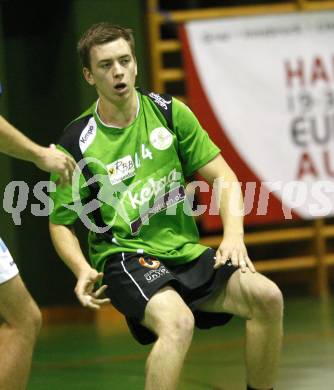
left=77, top=22, right=135, bottom=69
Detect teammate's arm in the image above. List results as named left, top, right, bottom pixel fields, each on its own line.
left=49, top=222, right=110, bottom=309
left=0, top=115, right=76, bottom=186
left=198, top=154, right=255, bottom=273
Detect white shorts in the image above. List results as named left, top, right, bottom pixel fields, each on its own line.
left=0, top=237, right=19, bottom=285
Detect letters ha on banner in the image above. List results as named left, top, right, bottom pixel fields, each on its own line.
left=180, top=11, right=334, bottom=228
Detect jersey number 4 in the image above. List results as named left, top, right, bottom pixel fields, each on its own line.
left=135, top=144, right=153, bottom=168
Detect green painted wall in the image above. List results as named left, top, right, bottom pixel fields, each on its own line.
left=0, top=1, right=147, bottom=305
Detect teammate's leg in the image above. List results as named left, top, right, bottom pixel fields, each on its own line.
left=197, top=270, right=283, bottom=390
left=0, top=275, right=42, bottom=390
left=141, top=285, right=195, bottom=390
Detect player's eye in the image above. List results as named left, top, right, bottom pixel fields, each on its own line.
left=120, top=58, right=130, bottom=66
left=101, top=62, right=111, bottom=69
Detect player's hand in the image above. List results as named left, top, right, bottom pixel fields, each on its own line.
left=214, top=233, right=256, bottom=273
left=74, top=268, right=110, bottom=310
left=34, top=144, right=76, bottom=187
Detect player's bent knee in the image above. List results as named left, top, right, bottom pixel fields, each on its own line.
left=175, top=311, right=195, bottom=336
left=159, top=310, right=194, bottom=344
left=246, top=276, right=283, bottom=321
left=30, top=302, right=42, bottom=335
left=169, top=312, right=194, bottom=339
left=255, top=283, right=283, bottom=321
left=20, top=300, right=42, bottom=339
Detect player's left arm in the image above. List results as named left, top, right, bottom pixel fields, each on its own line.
left=197, top=154, right=255, bottom=273
left=0, top=115, right=75, bottom=186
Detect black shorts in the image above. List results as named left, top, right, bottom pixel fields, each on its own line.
left=103, top=248, right=238, bottom=345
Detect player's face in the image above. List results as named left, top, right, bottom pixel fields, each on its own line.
left=84, top=38, right=137, bottom=104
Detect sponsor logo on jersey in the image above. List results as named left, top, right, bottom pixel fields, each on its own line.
left=125, top=169, right=181, bottom=209
left=130, top=185, right=185, bottom=235
left=138, top=257, right=160, bottom=269
left=148, top=92, right=172, bottom=110
left=79, top=117, right=97, bottom=153
left=107, top=155, right=136, bottom=185
left=150, top=127, right=173, bottom=150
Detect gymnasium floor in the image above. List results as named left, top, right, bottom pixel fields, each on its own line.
left=29, top=296, right=334, bottom=390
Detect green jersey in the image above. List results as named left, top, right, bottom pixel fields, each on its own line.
left=50, top=90, right=220, bottom=272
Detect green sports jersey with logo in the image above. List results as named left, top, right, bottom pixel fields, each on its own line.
left=50, top=90, right=220, bottom=272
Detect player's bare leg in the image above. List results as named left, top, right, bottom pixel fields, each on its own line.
left=0, top=275, right=42, bottom=390
left=142, top=285, right=194, bottom=390
left=198, top=270, right=283, bottom=390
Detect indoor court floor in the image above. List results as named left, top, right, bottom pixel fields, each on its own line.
left=28, top=296, right=334, bottom=390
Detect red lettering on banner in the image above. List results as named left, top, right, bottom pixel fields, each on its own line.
left=324, top=150, right=334, bottom=177
left=285, top=56, right=334, bottom=88
left=296, top=152, right=319, bottom=179
left=285, top=59, right=305, bottom=88
left=296, top=151, right=334, bottom=179
left=311, top=56, right=330, bottom=84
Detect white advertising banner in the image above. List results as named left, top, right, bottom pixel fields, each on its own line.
left=182, top=11, right=334, bottom=222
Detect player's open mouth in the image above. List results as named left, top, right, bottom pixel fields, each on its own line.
left=114, top=83, right=127, bottom=92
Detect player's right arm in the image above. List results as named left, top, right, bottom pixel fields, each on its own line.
left=0, top=115, right=76, bottom=186
left=49, top=116, right=109, bottom=309
left=49, top=222, right=110, bottom=310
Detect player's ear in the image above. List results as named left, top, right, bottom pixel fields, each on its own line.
left=83, top=67, right=95, bottom=86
